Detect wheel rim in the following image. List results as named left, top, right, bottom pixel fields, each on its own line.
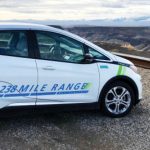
left=105, top=86, right=131, bottom=115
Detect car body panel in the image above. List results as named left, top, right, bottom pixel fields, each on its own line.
left=35, top=59, right=100, bottom=104
left=0, top=23, right=142, bottom=110
left=97, top=62, right=142, bottom=101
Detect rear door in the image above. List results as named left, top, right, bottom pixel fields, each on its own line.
left=34, top=31, right=100, bottom=105
left=0, top=30, right=37, bottom=108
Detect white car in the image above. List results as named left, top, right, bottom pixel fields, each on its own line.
left=0, top=23, right=142, bottom=117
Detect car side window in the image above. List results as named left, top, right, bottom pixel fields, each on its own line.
left=36, top=31, right=85, bottom=63
left=88, top=47, right=110, bottom=60
left=0, top=31, right=28, bottom=57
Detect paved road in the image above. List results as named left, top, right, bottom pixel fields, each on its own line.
left=0, top=68, right=149, bottom=150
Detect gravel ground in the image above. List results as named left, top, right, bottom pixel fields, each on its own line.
left=0, top=68, right=150, bottom=150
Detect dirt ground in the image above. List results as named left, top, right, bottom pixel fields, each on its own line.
left=0, top=68, right=149, bottom=150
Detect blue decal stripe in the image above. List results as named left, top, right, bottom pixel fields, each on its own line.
left=30, top=93, right=36, bottom=96
left=0, top=94, right=3, bottom=97
left=2, top=90, right=89, bottom=97
left=36, top=92, right=56, bottom=96
left=5, top=93, right=30, bottom=97
left=57, top=90, right=88, bottom=95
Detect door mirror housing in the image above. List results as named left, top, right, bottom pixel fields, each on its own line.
left=84, top=53, right=94, bottom=63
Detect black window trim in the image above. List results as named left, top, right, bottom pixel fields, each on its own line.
left=27, top=30, right=39, bottom=59
left=86, top=45, right=111, bottom=61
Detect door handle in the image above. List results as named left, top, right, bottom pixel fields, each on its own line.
left=42, top=66, right=56, bottom=71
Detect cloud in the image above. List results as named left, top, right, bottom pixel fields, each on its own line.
left=0, top=0, right=149, bottom=21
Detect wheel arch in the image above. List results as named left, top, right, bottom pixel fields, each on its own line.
left=99, top=76, right=139, bottom=106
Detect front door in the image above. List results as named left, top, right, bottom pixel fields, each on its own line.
left=35, top=31, right=100, bottom=104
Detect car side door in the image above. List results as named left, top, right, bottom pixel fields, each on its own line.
left=0, top=30, right=37, bottom=108
left=34, top=31, right=100, bottom=105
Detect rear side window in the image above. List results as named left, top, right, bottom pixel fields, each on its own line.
left=0, top=31, right=28, bottom=57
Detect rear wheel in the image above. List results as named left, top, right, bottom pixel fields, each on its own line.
left=101, top=81, right=135, bottom=117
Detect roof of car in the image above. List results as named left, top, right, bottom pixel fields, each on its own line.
left=0, top=22, right=60, bottom=31
left=0, top=22, right=87, bottom=42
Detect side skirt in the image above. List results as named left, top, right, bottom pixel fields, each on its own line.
left=36, top=102, right=99, bottom=113
left=0, top=102, right=99, bottom=118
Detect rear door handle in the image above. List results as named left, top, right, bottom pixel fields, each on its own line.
left=42, top=66, right=56, bottom=71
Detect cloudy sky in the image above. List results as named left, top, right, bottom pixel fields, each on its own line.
left=0, top=0, right=150, bottom=23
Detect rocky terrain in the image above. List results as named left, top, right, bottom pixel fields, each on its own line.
left=67, top=27, right=150, bottom=58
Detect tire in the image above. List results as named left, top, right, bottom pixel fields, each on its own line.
left=101, top=81, right=135, bottom=117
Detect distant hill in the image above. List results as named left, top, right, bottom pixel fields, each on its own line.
left=67, top=27, right=150, bottom=58
left=2, top=18, right=150, bottom=27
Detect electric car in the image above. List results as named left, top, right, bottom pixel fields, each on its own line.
left=0, top=23, right=142, bottom=117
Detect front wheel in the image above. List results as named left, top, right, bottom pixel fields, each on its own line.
left=101, top=81, right=135, bottom=117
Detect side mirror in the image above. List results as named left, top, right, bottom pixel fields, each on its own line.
left=84, top=53, right=94, bottom=63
